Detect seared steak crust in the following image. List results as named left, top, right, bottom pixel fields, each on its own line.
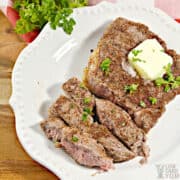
left=85, top=17, right=180, bottom=132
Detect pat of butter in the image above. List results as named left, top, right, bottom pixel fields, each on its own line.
left=128, top=39, right=173, bottom=80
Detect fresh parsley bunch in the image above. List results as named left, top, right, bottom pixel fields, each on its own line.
left=13, top=0, right=87, bottom=35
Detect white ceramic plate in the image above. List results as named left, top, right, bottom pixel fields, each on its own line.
left=10, top=2, right=180, bottom=180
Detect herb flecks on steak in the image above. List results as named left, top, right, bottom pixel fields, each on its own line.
left=85, top=17, right=180, bottom=132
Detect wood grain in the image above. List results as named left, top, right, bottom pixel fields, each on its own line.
left=0, top=12, right=58, bottom=179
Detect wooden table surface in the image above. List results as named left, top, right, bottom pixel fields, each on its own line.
left=0, top=12, right=58, bottom=179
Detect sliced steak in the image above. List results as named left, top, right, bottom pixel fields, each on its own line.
left=61, top=127, right=113, bottom=170
left=41, top=117, right=66, bottom=142
left=86, top=123, right=135, bottom=162
left=49, top=95, right=93, bottom=127
left=41, top=117, right=113, bottom=170
left=63, top=77, right=95, bottom=112
left=96, top=98, right=149, bottom=158
left=49, top=96, right=135, bottom=162
left=85, top=17, right=180, bottom=133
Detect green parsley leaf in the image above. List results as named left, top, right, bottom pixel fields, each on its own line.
left=139, top=100, right=146, bottom=108
left=83, top=107, right=92, bottom=114
left=100, top=58, right=111, bottom=74
left=82, top=112, right=88, bottom=121
left=149, top=97, right=157, bottom=105
left=83, top=97, right=91, bottom=104
left=132, top=57, right=146, bottom=63
left=124, top=84, right=138, bottom=94
left=164, top=85, right=171, bottom=92
left=155, top=63, right=180, bottom=92
left=175, top=76, right=180, bottom=81
left=132, top=49, right=143, bottom=56
left=79, top=82, right=86, bottom=89
left=72, top=136, right=79, bottom=142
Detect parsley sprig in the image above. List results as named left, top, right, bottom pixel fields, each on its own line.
left=149, top=97, right=157, bottom=105
left=82, top=111, right=88, bottom=121
left=124, top=84, right=138, bottom=94
left=72, top=136, right=79, bottom=142
left=132, top=49, right=142, bottom=56
left=131, top=49, right=145, bottom=63
left=155, top=64, right=180, bottom=92
left=83, top=97, right=91, bottom=104
left=132, top=57, right=146, bottom=63
left=139, top=100, right=146, bottom=108
left=13, top=0, right=87, bottom=35
left=100, top=58, right=111, bottom=74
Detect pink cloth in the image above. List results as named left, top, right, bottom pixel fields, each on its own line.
left=155, top=0, right=180, bottom=18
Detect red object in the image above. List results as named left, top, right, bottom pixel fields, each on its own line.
left=21, top=30, right=40, bottom=43
left=6, top=6, right=19, bottom=26
left=4, top=6, right=180, bottom=43
left=175, top=19, right=180, bottom=23
left=6, top=6, right=39, bottom=43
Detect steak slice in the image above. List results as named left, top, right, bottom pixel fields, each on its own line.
left=96, top=98, right=149, bottom=158
left=86, top=123, right=135, bottom=162
left=41, top=117, right=66, bottom=142
left=49, top=95, right=93, bottom=127
left=41, top=117, right=113, bottom=170
left=63, top=77, right=95, bottom=112
left=85, top=17, right=180, bottom=133
left=49, top=96, right=135, bottom=162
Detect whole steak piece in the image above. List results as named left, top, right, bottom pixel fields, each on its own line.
left=85, top=17, right=180, bottom=133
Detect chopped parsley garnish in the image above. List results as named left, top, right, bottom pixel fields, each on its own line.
left=82, top=112, right=88, bottom=121
left=164, top=85, right=171, bottom=92
left=131, top=49, right=145, bottom=63
left=149, top=97, right=157, bottom=105
left=83, top=107, right=92, bottom=114
left=132, top=57, right=146, bottom=63
left=124, top=84, right=138, bottom=94
left=155, top=63, right=180, bottom=92
left=72, top=136, right=79, bottom=142
left=140, top=100, right=146, bottom=108
left=83, top=97, right=91, bottom=104
left=70, top=103, right=75, bottom=109
left=132, top=49, right=143, bottom=56
left=100, top=58, right=111, bottom=74
left=79, top=82, right=86, bottom=89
